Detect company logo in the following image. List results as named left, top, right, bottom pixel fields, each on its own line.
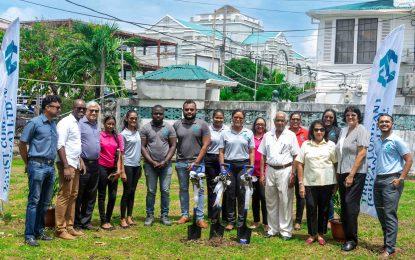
left=4, top=41, right=18, bottom=76
left=378, top=49, right=398, bottom=88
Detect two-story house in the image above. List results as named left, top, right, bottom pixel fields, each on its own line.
left=307, top=0, right=415, bottom=105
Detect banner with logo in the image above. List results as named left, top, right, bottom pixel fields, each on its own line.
left=0, top=18, right=20, bottom=202
left=362, top=25, right=405, bottom=217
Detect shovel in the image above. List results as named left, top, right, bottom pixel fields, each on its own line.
left=237, top=165, right=256, bottom=244
left=187, top=164, right=205, bottom=240
left=209, top=163, right=231, bottom=240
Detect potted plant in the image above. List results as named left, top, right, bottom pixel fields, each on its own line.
left=329, top=191, right=345, bottom=241
left=44, top=175, right=59, bottom=228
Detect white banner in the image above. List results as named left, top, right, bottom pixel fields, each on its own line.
left=0, top=18, right=20, bottom=202
left=362, top=25, right=405, bottom=216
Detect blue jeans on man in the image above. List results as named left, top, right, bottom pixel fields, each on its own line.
left=175, top=161, right=205, bottom=221
left=144, top=163, right=172, bottom=217
left=25, top=160, right=55, bottom=240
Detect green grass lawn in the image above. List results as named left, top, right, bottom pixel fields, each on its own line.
left=0, top=159, right=414, bottom=259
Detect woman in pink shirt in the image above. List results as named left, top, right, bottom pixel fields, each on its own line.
left=251, top=117, right=268, bottom=230
left=98, top=116, right=125, bottom=230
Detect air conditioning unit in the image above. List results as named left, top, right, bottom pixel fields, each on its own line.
left=403, top=73, right=415, bottom=95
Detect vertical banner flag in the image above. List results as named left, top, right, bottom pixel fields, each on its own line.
left=0, top=18, right=20, bottom=202
left=362, top=25, right=405, bottom=216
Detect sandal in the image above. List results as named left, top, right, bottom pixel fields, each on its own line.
left=317, top=236, right=326, bottom=246
left=101, top=223, right=114, bottom=231
left=120, top=219, right=129, bottom=229
left=305, top=236, right=315, bottom=245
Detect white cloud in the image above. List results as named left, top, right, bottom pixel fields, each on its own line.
left=301, top=29, right=318, bottom=58
left=1, top=7, right=39, bottom=21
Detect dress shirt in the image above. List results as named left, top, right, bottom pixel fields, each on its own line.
left=57, top=113, right=82, bottom=168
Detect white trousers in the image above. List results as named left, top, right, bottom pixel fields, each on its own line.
left=265, top=166, right=294, bottom=237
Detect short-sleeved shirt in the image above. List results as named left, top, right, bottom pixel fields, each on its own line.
left=98, top=132, right=124, bottom=168
left=375, top=133, right=410, bottom=175
left=289, top=126, right=308, bottom=147
left=57, top=114, right=82, bottom=168
left=327, top=126, right=341, bottom=144
left=258, top=129, right=300, bottom=166
left=20, top=114, right=58, bottom=161
left=140, top=121, right=176, bottom=162
left=336, top=124, right=369, bottom=174
left=79, top=116, right=100, bottom=160
left=295, top=140, right=337, bottom=186
left=253, top=135, right=264, bottom=177
left=207, top=124, right=229, bottom=155
left=174, top=119, right=210, bottom=161
left=219, top=128, right=255, bottom=161
left=121, top=128, right=141, bottom=167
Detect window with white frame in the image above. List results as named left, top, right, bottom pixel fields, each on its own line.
left=335, top=19, right=355, bottom=64
left=357, top=18, right=378, bottom=64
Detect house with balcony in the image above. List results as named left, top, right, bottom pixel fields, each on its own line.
left=307, top=0, right=415, bottom=105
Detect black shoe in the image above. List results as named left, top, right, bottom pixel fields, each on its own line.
left=36, top=233, right=53, bottom=241
left=281, top=235, right=292, bottom=241
left=264, top=233, right=277, bottom=238
left=144, top=215, right=154, bottom=226
left=25, top=238, right=39, bottom=247
left=83, top=224, right=99, bottom=231
left=342, top=241, right=357, bottom=251
left=160, top=216, right=172, bottom=226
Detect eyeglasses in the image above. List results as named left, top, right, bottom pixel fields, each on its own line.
left=75, top=107, right=86, bottom=112
left=48, top=105, right=61, bottom=110
left=313, top=128, right=326, bottom=132
left=89, top=109, right=99, bottom=113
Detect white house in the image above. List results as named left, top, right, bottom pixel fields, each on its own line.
left=307, top=0, right=415, bottom=105
left=0, top=18, right=10, bottom=31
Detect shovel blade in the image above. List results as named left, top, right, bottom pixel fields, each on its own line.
left=187, top=223, right=202, bottom=240
left=209, top=222, right=225, bottom=239
left=237, top=225, right=252, bottom=244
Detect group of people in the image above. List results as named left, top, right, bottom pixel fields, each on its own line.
left=19, top=95, right=412, bottom=258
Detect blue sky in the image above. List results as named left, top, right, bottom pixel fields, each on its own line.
left=0, top=0, right=368, bottom=58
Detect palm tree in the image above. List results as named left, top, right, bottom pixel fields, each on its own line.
left=59, top=22, right=140, bottom=101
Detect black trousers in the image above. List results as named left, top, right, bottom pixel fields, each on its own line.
left=98, top=165, right=118, bottom=224
left=225, top=159, right=249, bottom=227
left=338, top=172, right=366, bottom=243
left=205, top=154, right=220, bottom=219
left=252, top=180, right=267, bottom=225
left=120, top=165, right=141, bottom=218
left=305, top=185, right=335, bottom=236
left=295, top=174, right=306, bottom=224
left=74, top=159, right=99, bottom=228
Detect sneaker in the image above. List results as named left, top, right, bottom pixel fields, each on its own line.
left=144, top=215, right=155, bottom=226
left=160, top=216, right=172, bottom=226
left=196, top=219, right=208, bottom=229
left=67, top=228, right=84, bottom=236
left=36, top=233, right=53, bottom=241
left=56, top=230, right=75, bottom=240
left=25, top=238, right=39, bottom=247
left=177, top=216, right=190, bottom=224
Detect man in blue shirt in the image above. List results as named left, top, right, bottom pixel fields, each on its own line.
left=374, top=113, right=413, bottom=258
left=19, top=95, right=62, bottom=247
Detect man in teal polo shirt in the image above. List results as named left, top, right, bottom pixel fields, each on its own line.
left=374, top=113, right=413, bottom=258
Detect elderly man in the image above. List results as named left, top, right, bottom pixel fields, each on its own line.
left=55, top=99, right=86, bottom=240
left=258, top=112, right=300, bottom=240
left=74, top=101, right=101, bottom=231
left=19, top=95, right=62, bottom=247
left=174, top=100, right=210, bottom=228
left=374, top=113, right=413, bottom=258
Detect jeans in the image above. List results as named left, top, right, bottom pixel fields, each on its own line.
left=305, top=185, right=334, bottom=236
left=97, top=165, right=118, bottom=224
left=175, top=161, right=204, bottom=221
left=144, top=163, right=172, bottom=217
left=374, top=173, right=404, bottom=254
left=74, top=159, right=99, bottom=228
left=25, top=160, right=55, bottom=240
left=339, top=172, right=366, bottom=243
left=120, top=166, right=141, bottom=218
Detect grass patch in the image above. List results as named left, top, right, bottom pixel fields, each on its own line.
left=0, top=159, right=414, bottom=258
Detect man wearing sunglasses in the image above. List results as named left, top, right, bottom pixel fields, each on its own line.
left=19, top=95, right=62, bottom=247
left=74, top=101, right=101, bottom=231
left=55, top=99, right=86, bottom=240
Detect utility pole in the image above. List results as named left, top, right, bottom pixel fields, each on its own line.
left=221, top=6, right=227, bottom=75
left=211, top=10, right=216, bottom=72
left=254, top=57, right=258, bottom=101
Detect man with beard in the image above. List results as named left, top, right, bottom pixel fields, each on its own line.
left=374, top=113, right=412, bottom=258
left=55, top=99, right=86, bottom=240
left=141, top=105, right=177, bottom=226
left=174, top=100, right=211, bottom=228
